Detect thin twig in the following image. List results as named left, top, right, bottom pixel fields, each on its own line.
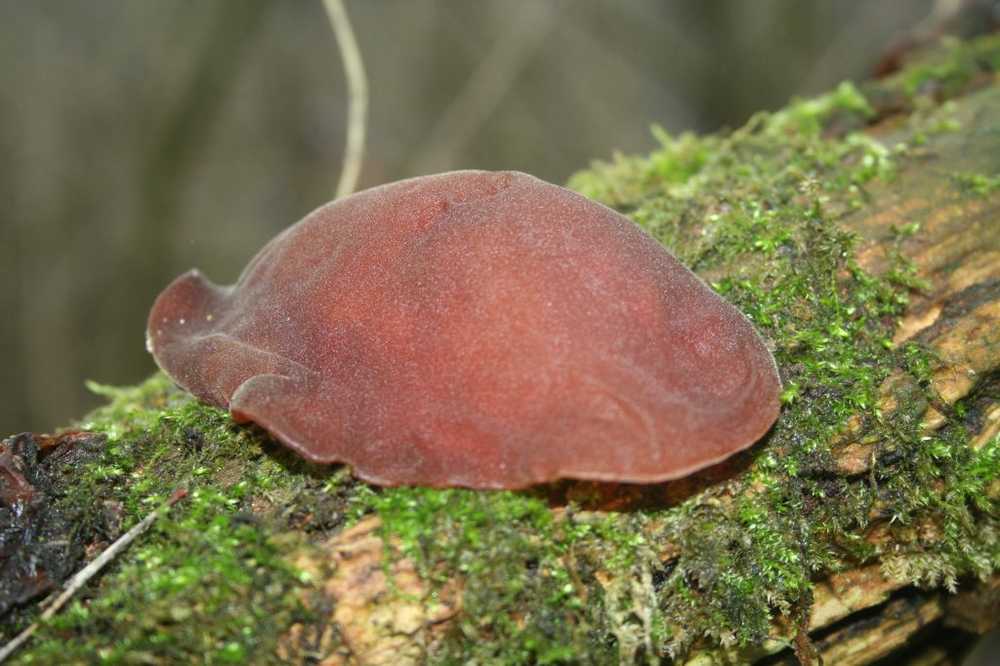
left=0, top=488, right=188, bottom=664
left=324, top=0, right=368, bottom=199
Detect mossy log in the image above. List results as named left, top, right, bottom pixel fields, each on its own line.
left=2, top=34, right=1000, bottom=666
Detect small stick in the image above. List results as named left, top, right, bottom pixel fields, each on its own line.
left=0, top=488, right=188, bottom=664
left=324, top=0, right=368, bottom=199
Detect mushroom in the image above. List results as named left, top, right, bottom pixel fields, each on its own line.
left=147, top=171, right=780, bottom=488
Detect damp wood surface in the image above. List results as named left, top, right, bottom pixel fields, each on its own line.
left=2, top=33, right=1000, bottom=666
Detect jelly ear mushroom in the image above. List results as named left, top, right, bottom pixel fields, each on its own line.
left=147, top=170, right=781, bottom=489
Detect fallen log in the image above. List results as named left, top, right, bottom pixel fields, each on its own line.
left=3, top=31, right=999, bottom=666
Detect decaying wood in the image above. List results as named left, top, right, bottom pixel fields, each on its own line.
left=856, top=90, right=1000, bottom=421
left=278, top=517, right=461, bottom=666
left=684, top=84, right=1000, bottom=665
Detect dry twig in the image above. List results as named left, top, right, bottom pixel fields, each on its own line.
left=324, top=0, right=368, bottom=199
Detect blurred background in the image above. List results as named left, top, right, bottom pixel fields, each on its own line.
left=0, top=0, right=945, bottom=435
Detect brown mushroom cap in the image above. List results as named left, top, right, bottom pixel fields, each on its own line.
left=147, top=171, right=780, bottom=488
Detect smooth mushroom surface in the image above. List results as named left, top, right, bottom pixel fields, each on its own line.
left=147, top=170, right=781, bottom=488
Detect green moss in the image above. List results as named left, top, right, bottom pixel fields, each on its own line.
left=19, top=486, right=308, bottom=665
left=4, top=379, right=311, bottom=663
left=953, top=171, right=1000, bottom=196
left=896, top=35, right=1000, bottom=99
left=7, top=33, right=1000, bottom=666
left=648, top=126, right=712, bottom=185
left=768, top=81, right=876, bottom=137
left=367, top=488, right=607, bottom=664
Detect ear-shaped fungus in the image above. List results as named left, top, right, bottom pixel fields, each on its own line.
left=147, top=171, right=780, bottom=488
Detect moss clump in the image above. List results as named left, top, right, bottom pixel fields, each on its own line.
left=895, top=35, right=1000, bottom=99
left=953, top=171, right=1000, bottom=196
left=18, top=486, right=308, bottom=665
left=368, top=487, right=608, bottom=664
left=7, top=379, right=318, bottom=664
left=6, top=32, right=1000, bottom=666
